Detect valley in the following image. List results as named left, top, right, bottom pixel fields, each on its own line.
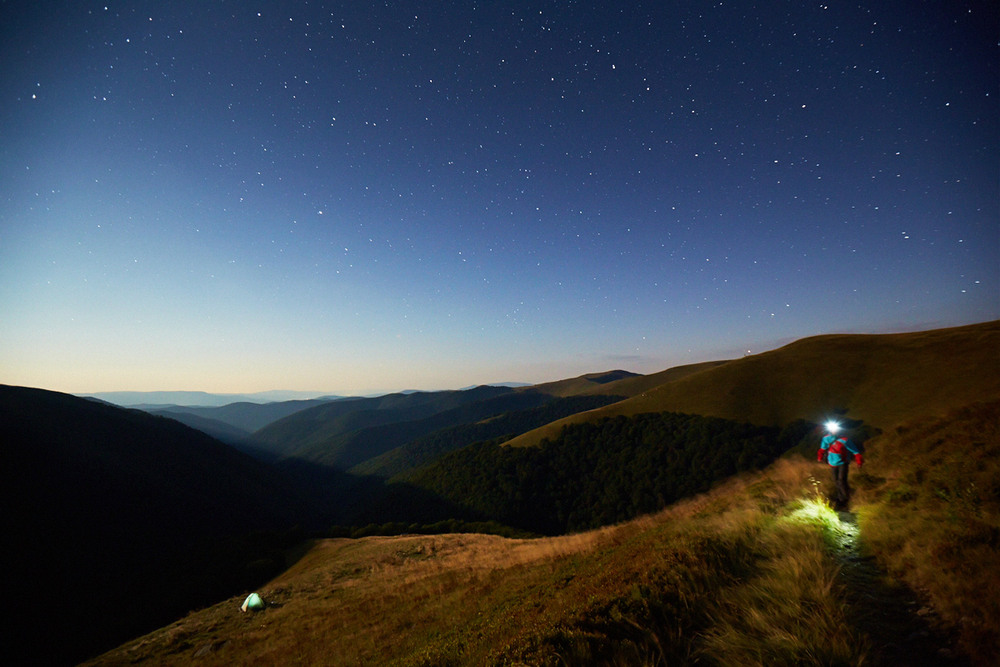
left=3, top=321, right=998, bottom=665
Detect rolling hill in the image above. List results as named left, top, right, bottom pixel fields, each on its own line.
left=242, top=372, right=644, bottom=471
left=84, top=397, right=1000, bottom=665
left=150, top=396, right=340, bottom=434
left=504, top=320, right=1000, bottom=448
left=146, top=408, right=253, bottom=444
left=350, top=393, right=626, bottom=479
left=80, top=389, right=340, bottom=407
left=532, top=361, right=726, bottom=398
left=244, top=385, right=518, bottom=464
left=520, top=368, right=641, bottom=396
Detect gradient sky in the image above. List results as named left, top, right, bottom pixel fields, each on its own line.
left=2, top=1, right=997, bottom=395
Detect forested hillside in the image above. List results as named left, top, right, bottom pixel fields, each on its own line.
left=351, top=394, right=624, bottom=478
left=408, top=412, right=813, bottom=534
left=241, top=376, right=638, bottom=473
left=244, top=385, right=516, bottom=462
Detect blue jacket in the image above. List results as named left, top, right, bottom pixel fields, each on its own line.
left=819, top=434, right=863, bottom=467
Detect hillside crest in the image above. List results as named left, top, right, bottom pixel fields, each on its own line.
left=504, top=320, right=1000, bottom=448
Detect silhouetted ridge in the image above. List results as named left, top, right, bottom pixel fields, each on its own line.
left=584, top=369, right=640, bottom=384
left=353, top=393, right=627, bottom=479
left=1, top=385, right=311, bottom=665
left=244, top=385, right=516, bottom=463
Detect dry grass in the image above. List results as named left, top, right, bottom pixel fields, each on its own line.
left=697, top=509, right=868, bottom=667
left=853, top=399, right=1000, bottom=664
left=84, top=528, right=632, bottom=666
left=521, top=361, right=730, bottom=400
left=86, top=457, right=868, bottom=666
left=505, top=320, right=1000, bottom=448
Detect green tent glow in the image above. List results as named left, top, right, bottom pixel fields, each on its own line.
left=241, top=593, right=264, bottom=612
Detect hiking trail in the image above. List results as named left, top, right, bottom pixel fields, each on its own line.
left=832, top=510, right=968, bottom=666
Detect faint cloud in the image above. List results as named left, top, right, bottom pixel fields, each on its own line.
left=601, top=353, right=647, bottom=363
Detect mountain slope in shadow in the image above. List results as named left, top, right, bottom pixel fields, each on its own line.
left=242, top=372, right=645, bottom=471
left=1, top=385, right=315, bottom=665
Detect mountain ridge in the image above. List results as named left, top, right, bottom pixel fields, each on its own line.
left=149, top=397, right=343, bottom=434
left=79, top=389, right=343, bottom=407
left=241, top=372, right=647, bottom=470
left=503, top=320, right=1000, bottom=449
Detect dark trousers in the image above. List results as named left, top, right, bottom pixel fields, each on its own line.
left=831, top=464, right=850, bottom=508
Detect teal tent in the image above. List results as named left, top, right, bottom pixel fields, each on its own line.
left=241, top=592, right=265, bottom=612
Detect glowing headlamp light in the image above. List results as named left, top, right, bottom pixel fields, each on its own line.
left=824, top=420, right=841, bottom=434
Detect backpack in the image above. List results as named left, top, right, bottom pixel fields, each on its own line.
left=828, top=437, right=849, bottom=457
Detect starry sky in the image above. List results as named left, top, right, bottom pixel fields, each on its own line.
left=1, top=1, right=997, bottom=395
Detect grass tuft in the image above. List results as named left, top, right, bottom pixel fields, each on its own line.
left=696, top=499, right=870, bottom=666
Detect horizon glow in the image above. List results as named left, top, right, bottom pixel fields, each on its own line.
left=1, top=2, right=997, bottom=395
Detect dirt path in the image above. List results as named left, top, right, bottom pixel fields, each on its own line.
left=833, top=510, right=968, bottom=666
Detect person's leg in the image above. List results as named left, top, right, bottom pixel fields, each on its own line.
left=835, top=464, right=850, bottom=508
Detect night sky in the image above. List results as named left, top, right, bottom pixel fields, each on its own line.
left=1, top=2, right=997, bottom=395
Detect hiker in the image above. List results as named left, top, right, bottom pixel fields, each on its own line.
left=817, top=422, right=864, bottom=510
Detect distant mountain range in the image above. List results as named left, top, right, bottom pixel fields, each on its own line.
left=80, top=384, right=536, bottom=408
left=79, top=389, right=343, bottom=407
left=147, top=397, right=343, bottom=441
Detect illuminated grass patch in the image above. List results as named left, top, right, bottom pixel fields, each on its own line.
left=786, top=497, right=859, bottom=552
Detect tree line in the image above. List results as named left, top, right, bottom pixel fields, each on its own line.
left=408, top=412, right=813, bottom=535
left=362, top=394, right=626, bottom=479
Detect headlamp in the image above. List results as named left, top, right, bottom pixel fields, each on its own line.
left=824, top=420, right=841, bottom=434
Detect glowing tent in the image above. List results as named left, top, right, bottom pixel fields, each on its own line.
left=241, top=592, right=264, bottom=612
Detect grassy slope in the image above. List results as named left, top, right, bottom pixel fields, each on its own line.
left=522, top=369, right=641, bottom=397
left=504, top=320, right=1000, bottom=448
left=85, top=458, right=848, bottom=666
left=81, top=323, right=1000, bottom=665
left=86, top=402, right=999, bottom=665
left=854, top=399, right=1000, bottom=664
left=578, top=359, right=731, bottom=397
